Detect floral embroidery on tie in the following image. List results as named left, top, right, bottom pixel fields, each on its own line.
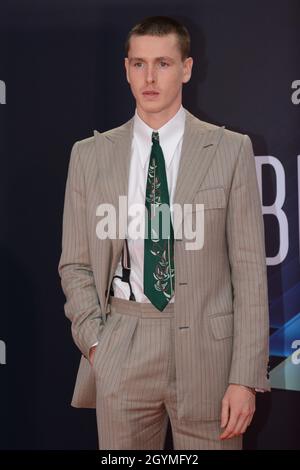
left=143, top=131, right=175, bottom=311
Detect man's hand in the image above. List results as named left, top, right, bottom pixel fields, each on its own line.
left=220, top=384, right=256, bottom=440
left=89, top=345, right=97, bottom=366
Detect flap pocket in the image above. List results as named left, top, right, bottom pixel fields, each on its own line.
left=191, top=187, right=226, bottom=211
left=209, top=312, right=234, bottom=340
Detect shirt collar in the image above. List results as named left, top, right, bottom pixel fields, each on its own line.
left=133, top=104, right=186, bottom=169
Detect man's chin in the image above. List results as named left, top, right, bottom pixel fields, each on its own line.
left=138, top=102, right=165, bottom=114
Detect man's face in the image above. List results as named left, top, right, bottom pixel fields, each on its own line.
left=124, top=33, right=193, bottom=115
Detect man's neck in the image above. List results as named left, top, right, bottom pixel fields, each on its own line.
left=136, top=102, right=182, bottom=130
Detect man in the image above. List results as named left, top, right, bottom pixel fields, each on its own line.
left=58, top=16, right=270, bottom=450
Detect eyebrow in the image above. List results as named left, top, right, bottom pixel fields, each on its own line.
left=129, top=56, right=175, bottom=63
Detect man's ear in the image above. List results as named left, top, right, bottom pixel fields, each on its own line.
left=182, top=57, right=193, bottom=84
left=124, top=57, right=130, bottom=84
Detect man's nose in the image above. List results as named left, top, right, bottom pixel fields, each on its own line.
left=146, top=66, right=156, bottom=83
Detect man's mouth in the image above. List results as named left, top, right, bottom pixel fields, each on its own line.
left=142, top=91, right=160, bottom=98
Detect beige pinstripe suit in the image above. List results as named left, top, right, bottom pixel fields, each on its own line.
left=58, top=107, right=270, bottom=448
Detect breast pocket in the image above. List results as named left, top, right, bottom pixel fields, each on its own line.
left=189, top=187, right=226, bottom=212
left=175, top=187, right=226, bottom=242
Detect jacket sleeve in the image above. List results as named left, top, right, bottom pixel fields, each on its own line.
left=226, top=134, right=271, bottom=391
left=58, top=141, right=105, bottom=359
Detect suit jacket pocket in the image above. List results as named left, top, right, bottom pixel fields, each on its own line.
left=209, top=312, right=234, bottom=340
left=189, top=187, right=226, bottom=211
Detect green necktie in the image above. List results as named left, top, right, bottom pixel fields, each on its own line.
left=143, top=130, right=175, bottom=311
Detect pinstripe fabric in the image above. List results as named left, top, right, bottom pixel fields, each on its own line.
left=58, top=107, right=271, bottom=431
left=94, top=297, right=242, bottom=450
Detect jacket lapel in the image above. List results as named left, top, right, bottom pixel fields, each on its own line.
left=173, top=109, right=225, bottom=238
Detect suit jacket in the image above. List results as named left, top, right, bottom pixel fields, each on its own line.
left=58, top=107, right=271, bottom=422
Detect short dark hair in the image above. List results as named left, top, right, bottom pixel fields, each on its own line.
left=124, top=15, right=191, bottom=61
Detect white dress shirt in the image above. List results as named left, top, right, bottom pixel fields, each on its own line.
left=112, top=104, right=186, bottom=303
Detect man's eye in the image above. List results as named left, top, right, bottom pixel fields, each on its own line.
left=133, top=62, right=169, bottom=68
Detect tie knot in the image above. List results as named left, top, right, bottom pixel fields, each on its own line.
left=152, top=131, right=159, bottom=144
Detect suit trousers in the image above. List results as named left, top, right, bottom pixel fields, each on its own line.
left=93, top=296, right=242, bottom=450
